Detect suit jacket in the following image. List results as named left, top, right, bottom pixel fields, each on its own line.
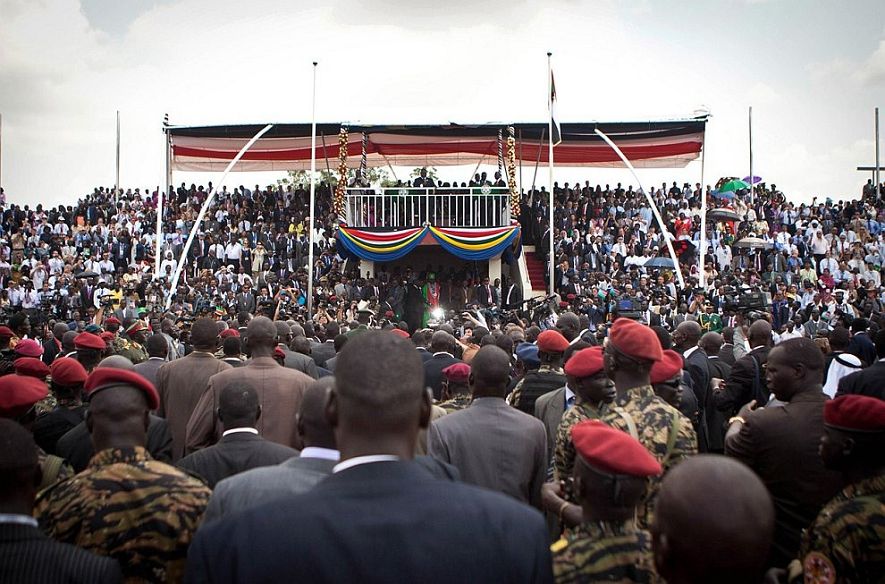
left=683, top=347, right=711, bottom=451
left=706, top=356, right=732, bottom=452
left=185, top=357, right=312, bottom=453
left=534, top=386, right=567, bottom=468
left=715, top=346, right=770, bottom=416
left=0, top=523, right=123, bottom=584
left=235, top=293, right=256, bottom=314
left=156, top=352, right=232, bottom=462
left=176, top=431, right=298, bottom=488
left=416, top=347, right=433, bottom=363
left=474, top=285, right=498, bottom=308
left=423, top=353, right=462, bottom=401
left=717, top=343, right=737, bottom=367
left=279, top=347, right=319, bottom=379
left=132, top=358, right=165, bottom=389
left=836, top=360, right=885, bottom=400
left=310, top=341, right=336, bottom=367
left=42, top=337, right=62, bottom=365
left=324, top=354, right=339, bottom=372
left=428, top=397, right=547, bottom=507
left=847, top=331, right=876, bottom=366
left=725, top=391, right=842, bottom=567
left=203, top=454, right=337, bottom=523
left=186, top=461, right=552, bottom=584
left=56, top=414, right=173, bottom=473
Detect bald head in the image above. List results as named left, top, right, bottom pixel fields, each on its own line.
left=87, top=385, right=150, bottom=452
left=53, top=323, right=69, bottom=340
left=61, top=330, right=78, bottom=352
left=470, top=345, right=512, bottom=398
left=97, top=355, right=135, bottom=370
left=191, top=317, right=220, bottom=350
left=274, top=321, right=292, bottom=343
left=218, top=382, right=260, bottom=429
left=674, top=321, right=702, bottom=349
left=698, top=332, right=723, bottom=355
left=747, top=320, right=772, bottom=348
left=652, top=455, right=774, bottom=584
left=247, top=317, right=278, bottom=355
left=430, top=330, right=455, bottom=353
left=291, top=336, right=311, bottom=355
left=298, top=378, right=336, bottom=450
left=556, top=312, right=580, bottom=340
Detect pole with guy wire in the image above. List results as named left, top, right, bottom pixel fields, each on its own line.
left=307, top=62, right=318, bottom=316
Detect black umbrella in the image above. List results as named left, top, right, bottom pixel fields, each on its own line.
left=75, top=270, right=100, bottom=279
left=644, top=257, right=676, bottom=269
left=707, top=208, right=742, bottom=222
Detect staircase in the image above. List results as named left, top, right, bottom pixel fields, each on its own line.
left=522, top=246, right=548, bottom=296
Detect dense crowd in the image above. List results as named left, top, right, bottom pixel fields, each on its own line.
left=0, top=175, right=884, bottom=583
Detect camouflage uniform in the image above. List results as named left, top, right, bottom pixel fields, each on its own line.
left=35, top=446, right=211, bottom=583
left=116, top=338, right=147, bottom=364
left=551, top=520, right=661, bottom=583
left=793, top=473, right=885, bottom=583
left=36, top=447, right=73, bottom=491
left=600, top=385, right=697, bottom=529
left=554, top=402, right=606, bottom=488
left=508, top=364, right=566, bottom=410
left=438, top=394, right=472, bottom=413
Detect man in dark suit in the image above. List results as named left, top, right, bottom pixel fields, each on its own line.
left=132, top=334, right=168, bottom=388
left=310, top=322, right=338, bottom=367
left=502, top=279, right=523, bottom=310
left=41, top=323, right=68, bottom=366
left=725, top=338, right=842, bottom=569
left=534, top=385, right=569, bottom=470
left=699, top=332, right=731, bottom=453
left=837, top=328, right=885, bottom=400
left=203, top=378, right=338, bottom=522
left=673, top=321, right=710, bottom=452
left=474, top=276, right=498, bottom=308
left=714, top=320, right=771, bottom=418
left=718, top=326, right=737, bottom=367
left=847, top=317, right=876, bottom=366
left=186, top=331, right=552, bottom=584
left=0, top=419, right=122, bottom=583
left=177, top=382, right=297, bottom=488
left=274, top=322, right=319, bottom=379
left=428, top=345, right=547, bottom=507
left=235, top=284, right=256, bottom=314
left=423, top=330, right=462, bottom=400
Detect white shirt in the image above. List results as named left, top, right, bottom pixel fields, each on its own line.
left=333, top=455, right=400, bottom=473
left=221, top=427, right=259, bottom=438
left=301, top=447, right=340, bottom=461
left=0, top=513, right=38, bottom=528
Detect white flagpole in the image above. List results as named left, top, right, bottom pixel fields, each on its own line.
left=307, top=61, right=318, bottom=317
left=115, top=110, right=121, bottom=205
left=547, top=52, right=555, bottom=296
left=876, top=107, right=880, bottom=198
left=699, top=140, right=707, bottom=289
left=749, top=106, right=754, bottom=204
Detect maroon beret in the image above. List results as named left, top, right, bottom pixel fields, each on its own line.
left=650, top=350, right=684, bottom=384
left=104, top=316, right=121, bottom=326
left=219, top=328, right=240, bottom=338
left=537, top=329, right=569, bottom=354
left=0, top=374, right=48, bottom=417
left=273, top=346, right=286, bottom=359
left=390, top=328, right=411, bottom=339
left=84, top=368, right=159, bottom=410
left=564, top=347, right=605, bottom=378
left=0, top=326, right=14, bottom=338
left=50, top=357, right=88, bottom=387
left=126, top=320, right=146, bottom=334
left=14, top=357, right=50, bottom=379
left=608, top=318, right=663, bottom=362
left=14, top=339, right=44, bottom=358
left=75, top=332, right=106, bottom=351
left=571, top=419, right=662, bottom=477
left=100, top=332, right=115, bottom=342
left=442, top=362, right=471, bottom=384
left=824, top=395, right=885, bottom=433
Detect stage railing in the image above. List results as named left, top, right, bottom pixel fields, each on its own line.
left=343, top=187, right=511, bottom=228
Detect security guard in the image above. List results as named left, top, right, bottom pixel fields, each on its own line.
left=116, top=320, right=148, bottom=364
left=438, top=362, right=472, bottom=413
left=35, top=367, right=210, bottom=582
left=509, top=329, right=568, bottom=414
left=551, top=419, right=662, bottom=583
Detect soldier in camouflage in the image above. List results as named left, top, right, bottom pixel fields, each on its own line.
left=551, top=420, right=662, bottom=583
left=35, top=367, right=210, bottom=583
left=509, top=330, right=568, bottom=414
left=777, top=395, right=885, bottom=584
left=116, top=320, right=148, bottom=364
left=437, top=362, right=472, bottom=413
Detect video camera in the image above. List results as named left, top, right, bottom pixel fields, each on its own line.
left=721, top=285, right=770, bottom=313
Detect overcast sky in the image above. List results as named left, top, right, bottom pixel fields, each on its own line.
left=1, top=0, right=883, bottom=207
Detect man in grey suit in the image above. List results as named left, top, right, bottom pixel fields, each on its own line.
left=274, top=321, right=319, bottom=379
left=310, top=322, right=338, bottom=367
left=428, top=346, right=547, bottom=507
left=202, top=379, right=338, bottom=523
left=534, top=385, right=570, bottom=470
left=132, top=334, right=168, bottom=388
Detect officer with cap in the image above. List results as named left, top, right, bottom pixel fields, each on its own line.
left=35, top=367, right=210, bottom=583
left=509, top=329, right=569, bottom=414
left=599, top=318, right=697, bottom=529
left=33, top=357, right=89, bottom=455
left=553, top=347, right=615, bottom=488
left=551, top=420, right=662, bottom=583
left=776, top=395, right=885, bottom=583
left=438, top=362, right=471, bottom=413
left=116, top=321, right=148, bottom=364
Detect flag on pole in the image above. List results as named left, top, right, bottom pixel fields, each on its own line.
left=550, top=70, right=561, bottom=146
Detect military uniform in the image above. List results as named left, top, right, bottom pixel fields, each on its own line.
left=793, top=473, right=885, bottom=584
left=35, top=446, right=211, bottom=583
left=601, top=385, right=697, bottom=529
left=553, top=402, right=606, bottom=488
left=438, top=394, right=472, bottom=413
left=551, top=520, right=660, bottom=583
left=36, top=447, right=73, bottom=491
left=699, top=312, right=723, bottom=333
left=509, top=364, right=567, bottom=413
left=116, top=338, right=147, bottom=364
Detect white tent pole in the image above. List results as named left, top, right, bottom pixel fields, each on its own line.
left=307, top=61, right=318, bottom=317
left=547, top=52, right=555, bottom=296
left=699, top=141, right=707, bottom=289
left=594, top=128, right=685, bottom=288
left=164, top=124, right=274, bottom=309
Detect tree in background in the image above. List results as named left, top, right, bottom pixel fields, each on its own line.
left=278, top=168, right=396, bottom=188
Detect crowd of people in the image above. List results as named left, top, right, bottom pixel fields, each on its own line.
left=0, top=174, right=884, bottom=583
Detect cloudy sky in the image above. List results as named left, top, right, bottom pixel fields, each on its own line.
left=1, top=0, right=883, bottom=207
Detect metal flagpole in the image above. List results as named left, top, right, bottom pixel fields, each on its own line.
left=0, top=113, right=3, bottom=189
left=307, top=61, right=318, bottom=317
left=158, top=115, right=170, bottom=281
left=547, top=52, right=555, bottom=296
left=531, top=127, right=545, bottom=191
left=518, top=128, right=524, bottom=197
left=876, top=107, right=880, bottom=198
left=115, top=110, right=121, bottom=204
left=164, top=124, right=274, bottom=309
left=595, top=129, right=685, bottom=288
left=748, top=106, right=753, bottom=204
left=699, top=141, right=707, bottom=289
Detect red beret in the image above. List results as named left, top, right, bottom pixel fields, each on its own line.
left=385, top=310, right=395, bottom=318
left=104, top=316, right=121, bottom=326
left=442, top=362, right=471, bottom=384
left=14, top=357, right=50, bottom=379
left=126, top=320, right=146, bottom=334
left=0, top=326, right=14, bottom=338
left=75, top=332, right=106, bottom=351
left=220, top=328, right=240, bottom=338
left=571, top=420, right=662, bottom=477
left=564, top=347, right=605, bottom=378
left=0, top=374, right=48, bottom=417
left=273, top=346, right=286, bottom=359
left=608, top=318, right=663, bottom=362
left=824, top=395, right=885, bottom=433
left=558, top=301, right=569, bottom=309
left=537, top=329, right=569, bottom=354
left=566, top=294, right=576, bottom=300
left=650, top=350, right=684, bottom=384
left=100, top=332, right=115, bottom=342
left=14, top=339, right=44, bottom=358
left=84, top=368, right=159, bottom=410
left=390, top=328, right=411, bottom=339
left=50, top=357, right=88, bottom=386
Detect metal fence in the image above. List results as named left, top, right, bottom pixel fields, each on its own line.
left=343, top=187, right=511, bottom=228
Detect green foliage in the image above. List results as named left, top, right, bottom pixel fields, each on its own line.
left=279, top=167, right=394, bottom=188
left=410, top=166, right=439, bottom=181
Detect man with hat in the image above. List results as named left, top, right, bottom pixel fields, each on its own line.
left=116, top=320, right=148, bottom=364
left=698, top=301, right=722, bottom=333
left=32, top=357, right=88, bottom=455
left=650, top=349, right=686, bottom=410
left=509, top=329, right=569, bottom=415
left=438, top=362, right=471, bottom=413
left=551, top=420, right=662, bottom=583
left=35, top=367, right=211, bottom=582
left=74, top=331, right=107, bottom=372
left=553, top=346, right=616, bottom=489
left=599, top=318, right=697, bottom=529
left=773, top=395, right=885, bottom=583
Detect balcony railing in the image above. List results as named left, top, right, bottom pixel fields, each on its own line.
left=343, top=187, right=511, bottom=228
